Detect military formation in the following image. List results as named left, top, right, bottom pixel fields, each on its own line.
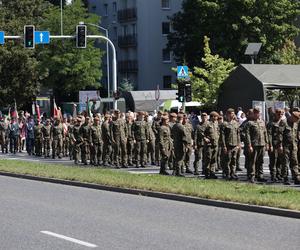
left=1, top=106, right=300, bottom=185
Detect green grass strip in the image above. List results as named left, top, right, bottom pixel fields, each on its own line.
left=0, top=159, right=300, bottom=211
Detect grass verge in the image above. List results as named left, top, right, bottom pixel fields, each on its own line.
left=0, top=159, right=300, bottom=211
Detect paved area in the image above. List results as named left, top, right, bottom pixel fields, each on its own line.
left=0, top=175, right=299, bottom=250
left=1, top=152, right=299, bottom=189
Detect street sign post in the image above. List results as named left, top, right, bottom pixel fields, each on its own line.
left=35, top=31, right=50, bottom=44
left=0, top=31, right=4, bottom=45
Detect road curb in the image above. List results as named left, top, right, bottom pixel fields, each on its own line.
left=1, top=171, right=300, bottom=219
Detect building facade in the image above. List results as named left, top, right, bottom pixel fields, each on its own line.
left=88, top=0, right=183, bottom=92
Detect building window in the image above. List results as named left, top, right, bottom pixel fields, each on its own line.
left=104, top=4, right=108, bottom=16
left=163, top=76, right=172, bottom=89
left=161, top=0, right=170, bottom=9
left=162, top=48, right=171, bottom=62
left=123, top=25, right=128, bottom=36
left=113, top=2, right=117, bottom=13
left=162, top=22, right=170, bottom=35
left=132, top=23, right=137, bottom=36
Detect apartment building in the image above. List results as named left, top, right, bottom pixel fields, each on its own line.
left=88, top=0, right=183, bottom=91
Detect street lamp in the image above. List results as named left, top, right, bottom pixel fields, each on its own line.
left=87, top=23, right=110, bottom=99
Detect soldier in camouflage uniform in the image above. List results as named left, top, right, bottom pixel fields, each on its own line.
left=102, top=114, right=112, bottom=166
left=68, top=118, right=75, bottom=160
left=266, top=109, right=285, bottom=182
left=168, top=113, right=177, bottom=170
left=145, top=112, right=155, bottom=165
left=159, top=115, right=172, bottom=175
left=34, top=119, right=43, bottom=156
left=42, top=119, right=51, bottom=158
left=220, top=108, right=241, bottom=180
left=71, top=117, right=82, bottom=164
left=281, top=111, right=300, bottom=185
left=90, top=116, right=103, bottom=166
left=152, top=110, right=162, bottom=166
left=0, top=116, right=8, bottom=154
left=79, top=116, right=91, bottom=165
left=171, top=113, right=187, bottom=176
left=51, top=117, right=63, bottom=159
left=132, top=111, right=148, bottom=168
left=193, top=113, right=208, bottom=175
left=62, top=117, right=69, bottom=157
left=245, top=107, right=269, bottom=183
left=110, top=110, right=127, bottom=168
left=126, top=113, right=135, bottom=166
left=9, top=118, right=19, bottom=154
left=183, top=114, right=194, bottom=174
left=203, top=111, right=220, bottom=179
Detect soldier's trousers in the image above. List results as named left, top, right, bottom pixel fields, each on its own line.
left=193, top=146, right=203, bottom=174
left=73, top=143, right=81, bottom=163
left=90, top=143, right=102, bottom=165
left=184, top=144, right=192, bottom=170
left=283, top=145, right=300, bottom=180
left=174, top=146, right=185, bottom=175
left=63, top=137, right=69, bottom=156
left=155, top=137, right=161, bottom=166
left=9, top=136, right=18, bottom=153
left=224, top=146, right=238, bottom=177
left=52, top=138, right=63, bottom=158
left=26, top=138, right=34, bottom=155
left=243, top=146, right=250, bottom=176
left=147, top=139, right=155, bottom=164
left=34, top=138, right=43, bottom=156
left=268, top=149, right=284, bottom=179
left=44, top=138, right=51, bottom=157
left=127, top=139, right=134, bottom=165
left=102, top=140, right=112, bottom=165
left=203, top=145, right=218, bottom=176
left=248, top=146, right=264, bottom=179
left=135, top=140, right=147, bottom=167
left=81, top=141, right=90, bottom=164
left=160, top=147, right=171, bottom=174
left=0, top=133, right=8, bottom=153
left=69, top=141, right=74, bottom=160
left=113, top=137, right=127, bottom=166
left=236, top=147, right=241, bottom=169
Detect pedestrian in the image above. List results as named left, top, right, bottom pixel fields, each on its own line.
left=159, top=115, right=172, bottom=175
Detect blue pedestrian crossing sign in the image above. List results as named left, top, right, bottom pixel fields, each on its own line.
left=0, top=31, right=4, bottom=45
left=177, top=66, right=189, bottom=79
left=34, top=31, right=50, bottom=44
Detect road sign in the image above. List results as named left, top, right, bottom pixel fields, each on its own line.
left=0, top=31, right=4, bottom=45
left=34, top=31, right=50, bottom=44
left=177, top=66, right=189, bottom=79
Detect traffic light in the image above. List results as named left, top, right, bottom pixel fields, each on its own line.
left=76, top=24, right=87, bottom=48
left=176, top=81, right=185, bottom=103
left=24, top=25, right=35, bottom=49
left=185, top=82, right=192, bottom=102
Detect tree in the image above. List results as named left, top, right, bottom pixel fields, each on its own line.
left=266, top=40, right=300, bottom=108
left=0, top=0, right=50, bottom=108
left=38, top=0, right=103, bottom=102
left=168, top=0, right=300, bottom=67
left=190, top=36, right=235, bottom=109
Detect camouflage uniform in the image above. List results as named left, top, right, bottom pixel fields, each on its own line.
left=42, top=121, right=51, bottom=158
left=68, top=122, right=74, bottom=160
left=0, top=119, right=8, bottom=153
left=102, top=116, right=112, bottom=166
left=9, top=121, right=19, bottom=154
left=34, top=122, right=43, bottom=156
left=51, top=120, right=63, bottom=159
left=126, top=118, right=135, bottom=166
left=183, top=119, right=193, bottom=173
left=90, top=118, right=103, bottom=166
left=71, top=119, right=82, bottom=164
left=79, top=118, right=91, bottom=165
left=152, top=114, right=162, bottom=166
left=146, top=119, right=156, bottom=165
left=159, top=117, right=172, bottom=175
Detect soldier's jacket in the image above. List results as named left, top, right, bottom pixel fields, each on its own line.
left=194, top=121, right=208, bottom=147
left=171, top=123, right=187, bottom=147
left=34, top=124, right=43, bottom=139
left=132, top=120, right=148, bottom=141
left=240, top=119, right=250, bottom=144
left=110, top=119, right=127, bottom=142
left=220, top=120, right=240, bottom=147
left=152, top=117, right=161, bottom=137
left=79, top=123, right=91, bottom=142
left=42, top=124, right=51, bottom=139
left=159, top=124, right=172, bottom=156
left=68, top=124, right=74, bottom=141
left=266, top=119, right=286, bottom=148
left=51, top=123, right=63, bottom=140
left=283, top=120, right=299, bottom=147
left=90, top=124, right=102, bottom=144
left=71, top=124, right=81, bottom=142
left=245, top=119, right=268, bottom=147
left=0, top=121, right=7, bottom=135
left=9, top=122, right=20, bottom=137
left=126, top=121, right=134, bottom=141
left=183, top=122, right=193, bottom=145
left=26, top=122, right=35, bottom=139
left=203, top=121, right=220, bottom=147
left=102, top=121, right=111, bottom=143
left=147, top=122, right=155, bottom=141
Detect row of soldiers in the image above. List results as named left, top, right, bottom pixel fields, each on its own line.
left=1, top=107, right=300, bottom=184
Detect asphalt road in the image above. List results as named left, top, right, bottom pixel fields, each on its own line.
left=0, top=175, right=299, bottom=250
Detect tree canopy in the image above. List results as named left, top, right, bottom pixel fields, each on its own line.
left=168, top=0, right=300, bottom=67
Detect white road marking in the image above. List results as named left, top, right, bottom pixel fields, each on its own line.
left=40, top=231, right=97, bottom=248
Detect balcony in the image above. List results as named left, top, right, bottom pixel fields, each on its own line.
left=118, top=34, right=137, bottom=48
left=118, top=60, right=138, bottom=73
left=118, top=8, right=137, bottom=23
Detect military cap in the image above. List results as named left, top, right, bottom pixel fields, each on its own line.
left=201, top=112, right=208, bottom=116
left=104, top=114, right=111, bottom=119
left=292, top=107, right=300, bottom=112
left=157, top=110, right=162, bottom=115
left=114, top=109, right=121, bottom=113
left=227, top=108, right=235, bottom=113
left=210, top=111, right=219, bottom=117
left=253, top=107, right=261, bottom=113
left=144, top=112, right=149, bottom=116
left=170, top=112, right=177, bottom=118
left=163, top=112, right=169, bottom=116
left=292, top=111, right=300, bottom=119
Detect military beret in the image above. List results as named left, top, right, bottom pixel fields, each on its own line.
left=210, top=111, right=219, bottom=117
left=292, top=111, right=300, bottom=119
left=170, top=112, right=177, bottom=118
